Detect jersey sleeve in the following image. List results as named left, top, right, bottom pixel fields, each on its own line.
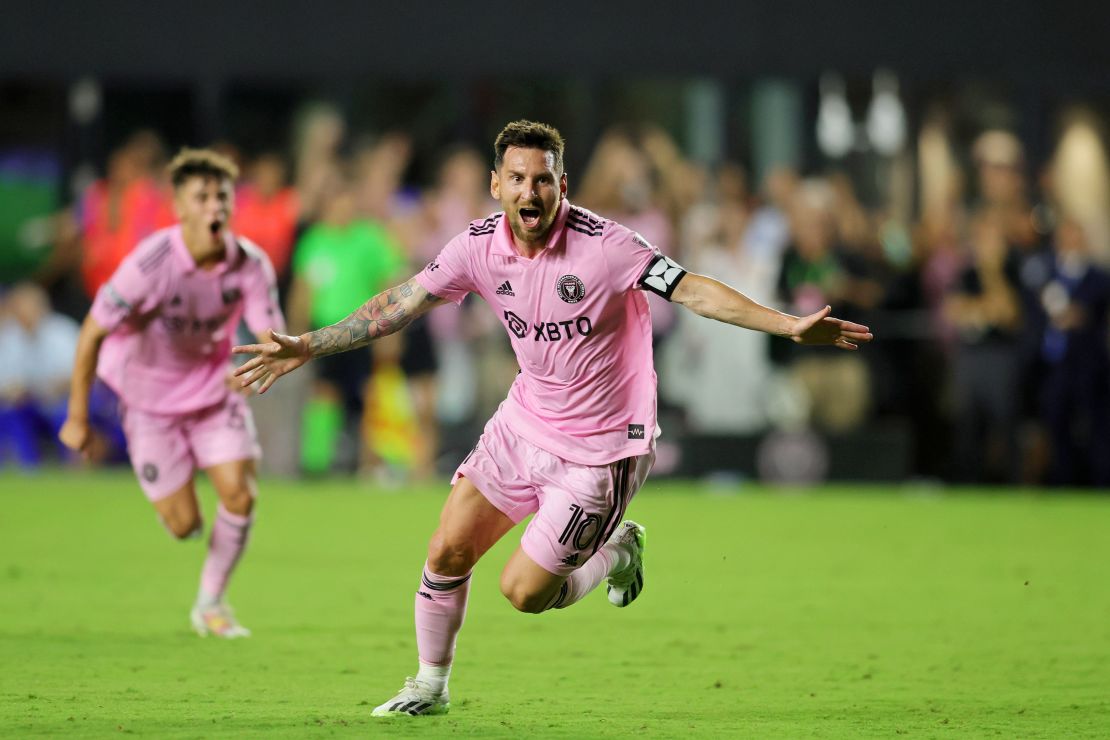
left=413, top=232, right=477, bottom=305
left=602, top=221, right=688, bottom=300
left=242, top=249, right=287, bottom=336
left=89, top=249, right=165, bottom=332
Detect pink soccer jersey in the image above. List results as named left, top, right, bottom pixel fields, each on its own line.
left=416, top=199, right=687, bottom=466
left=90, top=225, right=285, bottom=415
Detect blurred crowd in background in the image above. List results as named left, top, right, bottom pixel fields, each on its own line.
left=2, top=74, right=1109, bottom=488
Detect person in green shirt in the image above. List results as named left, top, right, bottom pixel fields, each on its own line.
left=288, top=173, right=406, bottom=474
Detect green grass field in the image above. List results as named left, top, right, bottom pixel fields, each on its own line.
left=1, top=470, right=1108, bottom=738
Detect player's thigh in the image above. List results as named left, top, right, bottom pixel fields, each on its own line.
left=151, top=479, right=202, bottom=539
left=189, top=394, right=261, bottom=515
left=522, top=452, right=655, bottom=579
left=428, top=475, right=517, bottom=576
left=122, top=406, right=196, bottom=507
left=204, top=458, right=258, bottom=516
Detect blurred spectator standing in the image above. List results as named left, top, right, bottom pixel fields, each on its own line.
left=746, top=167, right=797, bottom=270
left=288, top=172, right=406, bottom=476
left=972, top=130, right=1056, bottom=481
left=775, top=179, right=871, bottom=433
left=825, top=172, right=891, bottom=387
left=972, top=130, right=1040, bottom=257
left=663, top=162, right=778, bottom=434
left=905, top=120, right=968, bottom=477
left=406, top=145, right=511, bottom=475
left=352, top=133, right=438, bottom=480
left=76, top=131, right=175, bottom=300
left=915, top=114, right=968, bottom=351
left=944, top=213, right=1024, bottom=483
left=0, top=282, right=122, bottom=466
left=232, top=152, right=300, bottom=298
left=578, top=127, right=680, bottom=343
left=292, top=103, right=346, bottom=228
left=353, top=132, right=417, bottom=225
left=414, top=146, right=504, bottom=435
left=1025, top=218, right=1110, bottom=486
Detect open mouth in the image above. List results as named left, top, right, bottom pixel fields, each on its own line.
left=209, top=220, right=223, bottom=235
left=519, top=207, right=542, bottom=228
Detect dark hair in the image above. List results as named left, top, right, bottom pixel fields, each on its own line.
left=493, top=120, right=565, bottom=174
left=167, top=147, right=239, bottom=188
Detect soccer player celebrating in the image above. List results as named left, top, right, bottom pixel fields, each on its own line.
left=60, top=148, right=285, bottom=639
left=234, top=121, right=872, bottom=712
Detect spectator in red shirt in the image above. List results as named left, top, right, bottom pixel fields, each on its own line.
left=78, top=131, right=175, bottom=298
left=233, top=152, right=300, bottom=284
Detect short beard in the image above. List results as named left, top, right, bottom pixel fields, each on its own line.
left=509, top=213, right=555, bottom=246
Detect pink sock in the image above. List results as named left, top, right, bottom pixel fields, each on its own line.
left=549, top=541, right=629, bottom=610
left=199, top=505, right=252, bottom=603
left=414, top=562, right=472, bottom=666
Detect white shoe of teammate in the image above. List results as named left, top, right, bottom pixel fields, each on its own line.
left=606, top=520, right=646, bottom=608
left=190, top=602, right=251, bottom=639
left=371, top=677, right=450, bottom=717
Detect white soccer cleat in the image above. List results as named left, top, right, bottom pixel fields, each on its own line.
left=606, top=520, right=646, bottom=608
left=370, top=678, right=450, bottom=717
left=190, top=602, right=252, bottom=639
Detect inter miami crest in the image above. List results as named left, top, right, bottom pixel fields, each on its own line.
left=556, top=275, right=585, bottom=304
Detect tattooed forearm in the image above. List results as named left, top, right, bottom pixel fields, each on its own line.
left=306, top=280, right=443, bottom=358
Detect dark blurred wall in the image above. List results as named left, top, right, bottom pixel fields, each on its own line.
left=2, top=0, right=1107, bottom=89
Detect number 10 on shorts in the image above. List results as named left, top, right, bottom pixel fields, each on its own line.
left=558, top=504, right=603, bottom=552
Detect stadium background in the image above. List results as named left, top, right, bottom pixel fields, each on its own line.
left=3, top=3, right=1110, bottom=737
left=6, top=1, right=1110, bottom=486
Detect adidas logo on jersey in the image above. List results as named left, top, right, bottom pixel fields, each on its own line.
left=496, top=280, right=515, bottom=296
left=560, top=553, right=580, bottom=567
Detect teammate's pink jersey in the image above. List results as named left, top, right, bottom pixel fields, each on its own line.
left=416, top=199, right=687, bottom=465
left=90, top=225, right=285, bottom=415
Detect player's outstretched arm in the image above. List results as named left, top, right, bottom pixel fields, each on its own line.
left=58, top=314, right=110, bottom=458
left=671, top=272, right=873, bottom=350
left=233, top=277, right=447, bottom=393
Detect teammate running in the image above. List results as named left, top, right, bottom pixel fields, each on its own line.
left=60, top=148, right=285, bottom=638
left=233, top=121, right=872, bottom=712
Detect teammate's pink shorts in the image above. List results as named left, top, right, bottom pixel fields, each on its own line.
left=454, top=410, right=655, bottom=576
left=121, top=392, right=261, bottom=501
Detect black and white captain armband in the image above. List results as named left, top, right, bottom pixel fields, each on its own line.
left=637, top=254, right=688, bottom=300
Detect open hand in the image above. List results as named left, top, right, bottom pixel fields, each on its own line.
left=232, top=330, right=311, bottom=394
left=790, top=305, right=873, bottom=350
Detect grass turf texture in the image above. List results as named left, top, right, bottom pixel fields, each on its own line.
left=1, top=470, right=1108, bottom=738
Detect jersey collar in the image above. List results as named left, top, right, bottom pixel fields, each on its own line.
left=170, top=225, right=239, bottom=273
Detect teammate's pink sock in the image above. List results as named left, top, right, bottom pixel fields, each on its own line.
left=549, top=540, right=631, bottom=609
left=414, top=562, right=472, bottom=667
left=198, top=505, right=252, bottom=604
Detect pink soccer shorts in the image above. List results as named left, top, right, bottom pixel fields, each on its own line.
left=454, top=409, right=655, bottom=576
left=121, top=392, right=261, bottom=501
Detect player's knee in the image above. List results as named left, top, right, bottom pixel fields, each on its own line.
left=504, top=589, right=549, bottom=614
left=426, top=536, right=477, bottom=576
left=499, top=578, right=549, bottom=614
left=162, top=512, right=203, bottom=540
left=220, top=486, right=255, bottom=517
